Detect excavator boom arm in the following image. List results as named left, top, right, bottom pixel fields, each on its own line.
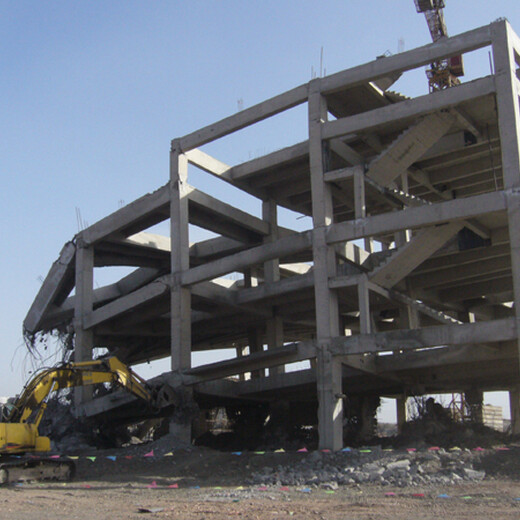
left=8, top=357, right=153, bottom=426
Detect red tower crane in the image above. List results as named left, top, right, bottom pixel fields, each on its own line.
left=414, top=0, right=464, bottom=92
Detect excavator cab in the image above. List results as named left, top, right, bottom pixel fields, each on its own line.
left=0, top=356, right=164, bottom=484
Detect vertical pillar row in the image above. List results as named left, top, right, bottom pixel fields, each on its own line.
left=170, top=140, right=192, bottom=443
left=308, top=79, right=343, bottom=451
left=74, top=241, right=94, bottom=407
left=263, top=199, right=284, bottom=375
left=493, top=22, right=520, bottom=435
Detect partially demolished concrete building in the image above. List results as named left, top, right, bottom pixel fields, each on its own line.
left=24, top=19, right=520, bottom=449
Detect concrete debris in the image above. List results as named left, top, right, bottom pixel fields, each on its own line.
left=248, top=447, right=488, bottom=488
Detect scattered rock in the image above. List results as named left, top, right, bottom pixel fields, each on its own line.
left=248, top=448, right=487, bottom=488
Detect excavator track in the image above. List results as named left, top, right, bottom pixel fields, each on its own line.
left=0, top=457, right=75, bottom=485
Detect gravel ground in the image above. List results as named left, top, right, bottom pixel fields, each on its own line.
left=3, top=439, right=520, bottom=518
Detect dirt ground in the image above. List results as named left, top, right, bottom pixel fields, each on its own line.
left=2, top=446, right=520, bottom=519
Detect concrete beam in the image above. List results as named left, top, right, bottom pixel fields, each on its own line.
left=330, top=318, right=517, bottom=356
left=182, top=230, right=313, bottom=286
left=84, top=274, right=171, bottom=328
left=179, top=84, right=309, bottom=151
left=327, top=190, right=506, bottom=244
left=189, top=236, right=244, bottom=262
left=351, top=281, right=461, bottom=326
left=322, top=77, right=495, bottom=140
left=184, top=341, right=315, bottom=382
left=240, top=271, right=314, bottom=305
left=185, top=148, right=232, bottom=181
left=409, top=254, right=511, bottom=290
left=80, top=184, right=170, bottom=245
left=321, top=24, right=492, bottom=94
left=24, top=241, right=76, bottom=334
left=230, top=141, right=309, bottom=182
left=41, top=267, right=162, bottom=330
left=376, top=341, right=516, bottom=373
left=438, top=275, right=513, bottom=302
left=188, top=185, right=269, bottom=239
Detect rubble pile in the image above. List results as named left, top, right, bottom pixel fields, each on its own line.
left=248, top=447, right=488, bottom=488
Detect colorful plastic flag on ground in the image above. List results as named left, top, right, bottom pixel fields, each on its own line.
left=144, top=450, right=155, bottom=457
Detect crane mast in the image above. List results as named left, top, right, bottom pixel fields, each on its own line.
left=413, top=0, right=464, bottom=92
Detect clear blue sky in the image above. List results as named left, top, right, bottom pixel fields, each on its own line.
left=1, top=1, right=519, bottom=420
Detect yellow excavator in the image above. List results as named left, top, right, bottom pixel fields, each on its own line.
left=0, top=356, right=167, bottom=484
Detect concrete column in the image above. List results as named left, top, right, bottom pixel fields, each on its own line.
left=74, top=241, right=94, bottom=406
left=170, top=140, right=192, bottom=443
left=509, top=385, right=520, bottom=434
left=492, top=20, right=520, bottom=189
left=244, top=268, right=259, bottom=288
left=395, top=172, right=411, bottom=247
left=236, top=346, right=248, bottom=381
left=396, top=396, right=407, bottom=434
left=353, top=167, right=373, bottom=253
left=358, top=275, right=371, bottom=334
left=244, top=266, right=264, bottom=378
left=266, top=316, right=284, bottom=375
left=170, top=141, right=191, bottom=372
left=465, top=389, right=484, bottom=423
left=494, top=22, right=520, bottom=383
left=263, top=199, right=284, bottom=375
left=247, top=326, right=264, bottom=378
left=309, top=79, right=343, bottom=451
left=262, top=199, right=280, bottom=284
left=506, top=190, right=520, bottom=380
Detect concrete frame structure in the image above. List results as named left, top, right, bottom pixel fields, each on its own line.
left=24, top=19, right=520, bottom=448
